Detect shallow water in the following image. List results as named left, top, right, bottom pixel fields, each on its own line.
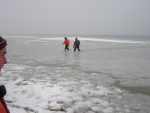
left=6, top=36, right=150, bottom=92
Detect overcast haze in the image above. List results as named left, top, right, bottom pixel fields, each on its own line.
left=0, top=0, right=150, bottom=36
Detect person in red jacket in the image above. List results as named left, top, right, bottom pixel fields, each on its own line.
left=0, top=36, right=10, bottom=113
left=62, top=37, right=70, bottom=51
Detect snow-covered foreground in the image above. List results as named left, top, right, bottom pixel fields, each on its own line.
left=1, top=63, right=149, bottom=113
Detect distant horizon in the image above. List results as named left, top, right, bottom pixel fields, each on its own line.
left=3, top=34, right=150, bottom=37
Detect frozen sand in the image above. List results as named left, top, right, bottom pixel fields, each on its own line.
left=1, top=36, right=150, bottom=113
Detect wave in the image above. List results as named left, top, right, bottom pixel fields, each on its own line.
left=40, top=37, right=149, bottom=44
left=4, top=36, right=150, bottom=44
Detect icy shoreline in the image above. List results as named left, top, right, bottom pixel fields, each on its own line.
left=1, top=63, right=150, bottom=113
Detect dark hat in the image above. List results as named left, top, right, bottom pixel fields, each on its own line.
left=0, top=36, right=7, bottom=50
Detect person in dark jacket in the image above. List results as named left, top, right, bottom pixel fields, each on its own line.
left=73, top=38, right=80, bottom=52
left=0, top=36, right=10, bottom=113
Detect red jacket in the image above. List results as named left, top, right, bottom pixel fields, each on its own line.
left=0, top=98, right=10, bottom=113
left=63, top=39, right=70, bottom=45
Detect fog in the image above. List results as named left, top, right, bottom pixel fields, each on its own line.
left=0, top=0, right=150, bottom=36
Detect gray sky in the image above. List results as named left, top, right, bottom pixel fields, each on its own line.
left=0, top=0, right=150, bottom=36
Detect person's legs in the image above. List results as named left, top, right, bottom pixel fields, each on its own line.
left=65, top=45, right=69, bottom=51
left=76, top=45, right=80, bottom=51
left=65, top=45, right=67, bottom=51
left=74, top=46, right=76, bottom=52
left=78, top=48, right=80, bottom=51
left=67, top=45, right=69, bottom=51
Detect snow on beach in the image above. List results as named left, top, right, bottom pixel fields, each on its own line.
left=2, top=62, right=150, bottom=113
left=1, top=63, right=127, bottom=113
left=1, top=36, right=150, bottom=113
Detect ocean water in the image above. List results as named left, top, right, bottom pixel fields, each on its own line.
left=3, top=35, right=150, bottom=113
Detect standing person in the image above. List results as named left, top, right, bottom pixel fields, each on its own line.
left=73, top=37, right=80, bottom=52
left=0, top=36, right=10, bottom=113
left=62, top=37, right=70, bottom=51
